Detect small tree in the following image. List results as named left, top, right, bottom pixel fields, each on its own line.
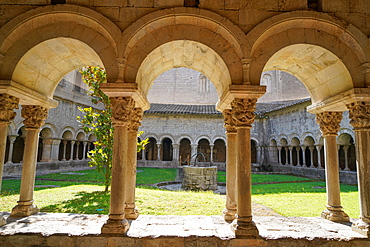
left=77, top=66, right=147, bottom=192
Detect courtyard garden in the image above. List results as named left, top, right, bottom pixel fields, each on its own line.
left=0, top=168, right=359, bottom=218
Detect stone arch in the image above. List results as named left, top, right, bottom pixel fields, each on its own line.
left=303, top=135, right=315, bottom=167
left=195, top=135, right=212, bottom=145
left=176, top=135, right=194, bottom=145
left=247, top=11, right=368, bottom=105
left=211, top=136, right=226, bottom=144
left=121, top=8, right=248, bottom=98
left=213, top=138, right=226, bottom=163
left=159, top=135, right=175, bottom=144
left=338, top=128, right=355, bottom=142
left=268, top=139, right=279, bottom=164
left=0, top=4, right=121, bottom=103
left=179, top=137, right=192, bottom=165
left=60, top=128, right=76, bottom=140
left=76, top=132, right=86, bottom=141
left=41, top=124, right=57, bottom=138
left=338, top=133, right=356, bottom=171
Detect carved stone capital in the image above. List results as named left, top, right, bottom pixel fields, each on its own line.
left=316, top=112, right=342, bottom=135
left=21, top=105, right=48, bottom=128
left=223, top=109, right=236, bottom=132
left=347, top=101, right=370, bottom=129
left=128, top=108, right=143, bottom=132
left=231, top=98, right=257, bottom=128
left=0, top=94, right=19, bottom=122
left=110, top=97, right=135, bottom=126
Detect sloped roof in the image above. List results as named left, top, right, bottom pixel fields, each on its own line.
left=144, top=98, right=311, bottom=116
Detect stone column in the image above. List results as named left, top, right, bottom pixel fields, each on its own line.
left=101, top=97, right=134, bottom=234
left=230, top=98, right=259, bottom=238
left=6, top=136, right=17, bottom=164
left=69, top=141, right=75, bottom=161
left=11, top=105, right=48, bottom=217
left=50, top=139, right=61, bottom=161
left=191, top=144, right=198, bottom=159
left=61, top=140, right=67, bottom=161
left=125, top=108, right=142, bottom=220
left=309, top=146, right=315, bottom=168
left=40, top=139, right=53, bottom=162
left=296, top=146, right=301, bottom=166
left=343, top=146, right=350, bottom=171
left=172, top=144, right=180, bottom=162
left=141, top=147, right=146, bottom=161
left=316, top=145, right=322, bottom=169
left=156, top=143, right=161, bottom=161
left=74, top=141, right=80, bottom=160
left=347, top=102, right=370, bottom=236
left=82, top=141, right=87, bottom=160
left=222, top=109, right=237, bottom=221
left=316, top=112, right=349, bottom=222
left=288, top=147, right=293, bottom=166
left=284, top=147, right=289, bottom=165
left=277, top=146, right=282, bottom=165
left=0, top=94, right=18, bottom=226
left=209, top=144, right=214, bottom=162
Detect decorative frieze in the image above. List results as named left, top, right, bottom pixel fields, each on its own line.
left=0, top=94, right=19, bottom=122
left=316, top=112, right=342, bottom=135
left=231, top=98, right=257, bottom=127
left=21, top=105, right=48, bottom=128
left=110, top=97, right=135, bottom=126
left=347, top=101, right=370, bottom=129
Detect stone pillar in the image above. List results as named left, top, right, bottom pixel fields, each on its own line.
left=11, top=105, right=48, bottom=217
left=0, top=94, right=18, bottom=188
left=62, top=140, right=67, bottom=161
left=277, top=146, right=282, bottom=165
left=230, top=98, right=259, bottom=238
left=316, top=112, right=349, bottom=222
left=301, top=146, right=306, bottom=167
left=209, top=144, right=214, bottom=162
left=222, top=109, right=237, bottom=221
left=309, top=146, right=315, bottom=168
left=156, top=143, right=161, bottom=161
left=296, top=146, right=301, bottom=166
left=69, top=141, right=75, bottom=161
left=141, top=147, right=146, bottom=161
left=74, top=141, right=80, bottom=160
left=288, top=147, right=293, bottom=166
left=101, top=97, right=134, bottom=234
left=6, top=136, right=17, bottom=164
left=343, top=146, right=350, bottom=171
left=191, top=144, right=198, bottom=159
left=172, top=144, right=180, bottom=162
left=347, top=102, right=370, bottom=236
left=125, top=108, right=142, bottom=220
left=50, top=139, right=61, bottom=161
left=285, top=147, right=289, bottom=165
left=316, top=145, right=322, bottom=169
left=82, top=141, right=87, bottom=160
left=40, top=139, right=53, bottom=162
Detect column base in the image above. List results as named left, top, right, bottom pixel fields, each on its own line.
left=124, top=205, right=139, bottom=220
left=352, top=219, right=370, bottom=237
left=10, top=202, right=39, bottom=217
left=101, top=214, right=130, bottom=234
left=231, top=218, right=259, bottom=239
left=223, top=208, right=236, bottom=222
left=321, top=207, right=350, bottom=222
left=0, top=216, right=6, bottom=226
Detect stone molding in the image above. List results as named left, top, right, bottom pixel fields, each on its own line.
left=110, top=97, right=135, bottom=126
left=21, top=105, right=48, bottom=128
left=0, top=93, right=19, bottom=122
left=316, top=112, right=343, bottom=135
left=347, top=101, right=370, bottom=129
left=223, top=109, right=236, bottom=132
left=128, top=108, right=143, bottom=132
left=231, top=98, right=257, bottom=127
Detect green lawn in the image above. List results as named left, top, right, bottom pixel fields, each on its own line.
left=0, top=168, right=360, bottom=218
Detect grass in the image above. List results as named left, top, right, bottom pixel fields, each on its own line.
left=0, top=168, right=360, bottom=218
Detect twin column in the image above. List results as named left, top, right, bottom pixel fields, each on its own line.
left=101, top=96, right=142, bottom=234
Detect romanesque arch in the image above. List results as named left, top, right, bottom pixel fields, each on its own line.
left=120, top=8, right=248, bottom=99
left=247, top=11, right=368, bottom=107
left=0, top=4, right=121, bottom=104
